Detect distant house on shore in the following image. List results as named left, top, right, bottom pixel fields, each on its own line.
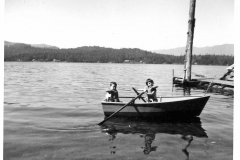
left=53, top=59, right=60, bottom=62
left=124, top=60, right=130, bottom=63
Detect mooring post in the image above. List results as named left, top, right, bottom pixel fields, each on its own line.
left=172, top=69, right=174, bottom=92
left=184, top=0, right=196, bottom=81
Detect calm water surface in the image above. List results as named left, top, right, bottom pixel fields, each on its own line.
left=4, top=62, right=233, bottom=160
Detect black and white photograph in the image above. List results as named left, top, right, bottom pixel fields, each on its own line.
left=3, top=0, right=237, bottom=159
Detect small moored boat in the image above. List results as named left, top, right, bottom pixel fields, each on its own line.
left=101, top=95, right=210, bottom=118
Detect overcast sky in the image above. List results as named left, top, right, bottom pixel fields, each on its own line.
left=4, top=0, right=234, bottom=50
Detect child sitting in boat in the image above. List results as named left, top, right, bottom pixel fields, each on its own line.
left=104, top=82, right=120, bottom=102
left=144, top=78, right=158, bottom=102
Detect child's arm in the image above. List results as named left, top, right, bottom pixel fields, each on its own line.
left=106, top=89, right=119, bottom=95
left=138, top=86, right=158, bottom=91
left=147, top=90, right=156, bottom=96
left=152, top=86, right=158, bottom=89
left=147, top=87, right=157, bottom=96
left=106, top=89, right=114, bottom=93
left=106, top=89, right=111, bottom=93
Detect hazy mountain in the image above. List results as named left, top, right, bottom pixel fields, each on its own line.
left=4, top=41, right=59, bottom=49
left=4, top=41, right=30, bottom=47
left=5, top=41, right=233, bottom=55
left=30, top=44, right=59, bottom=49
left=153, top=44, right=234, bottom=56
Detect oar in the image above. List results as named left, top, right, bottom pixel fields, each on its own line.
left=132, top=86, right=158, bottom=102
left=98, top=91, right=146, bottom=125
left=132, top=87, right=146, bottom=102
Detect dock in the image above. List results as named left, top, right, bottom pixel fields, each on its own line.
left=198, top=79, right=234, bottom=88
left=173, top=77, right=234, bottom=88
left=173, top=76, right=234, bottom=96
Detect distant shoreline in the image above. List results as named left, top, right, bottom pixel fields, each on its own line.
left=4, top=61, right=231, bottom=66
left=4, top=42, right=234, bottom=66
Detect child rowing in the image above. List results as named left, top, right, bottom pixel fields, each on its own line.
left=138, top=78, right=158, bottom=102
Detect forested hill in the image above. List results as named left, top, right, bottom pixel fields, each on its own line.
left=4, top=42, right=234, bottom=65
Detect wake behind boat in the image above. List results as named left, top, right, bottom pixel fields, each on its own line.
left=101, top=95, right=210, bottom=118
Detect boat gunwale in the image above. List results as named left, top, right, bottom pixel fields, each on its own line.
left=118, top=95, right=206, bottom=99
left=101, top=95, right=210, bottom=105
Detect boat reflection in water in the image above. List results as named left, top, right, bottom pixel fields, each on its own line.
left=100, top=116, right=207, bottom=159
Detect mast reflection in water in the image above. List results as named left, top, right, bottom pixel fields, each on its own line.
left=100, top=116, right=207, bottom=159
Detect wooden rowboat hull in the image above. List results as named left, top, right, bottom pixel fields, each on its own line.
left=101, top=96, right=210, bottom=118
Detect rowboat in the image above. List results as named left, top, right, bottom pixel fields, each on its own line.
left=173, top=77, right=200, bottom=87
left=101, top=95, right=210, bottom=118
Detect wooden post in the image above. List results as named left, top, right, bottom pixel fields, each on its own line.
left=172, top=69, right=174, bottom=92
left=184, top=0, right=196, bottom=81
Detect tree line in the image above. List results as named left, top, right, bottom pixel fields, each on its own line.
left=4, top=44, right=234, bottom=65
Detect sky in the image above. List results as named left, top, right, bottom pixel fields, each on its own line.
left=4, top=0, right=234, bottom=50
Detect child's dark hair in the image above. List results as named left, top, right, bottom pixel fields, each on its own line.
left=146, top=78, right=154, bottom=85
left=110, top=82, right=117, bottom=87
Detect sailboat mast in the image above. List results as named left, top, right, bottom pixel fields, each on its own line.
left=184, top=0, right=196, bottom=81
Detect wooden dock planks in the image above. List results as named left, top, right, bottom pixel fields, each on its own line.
left=198, top=79, right=234, bottom=88
left=173, top=76, right=234, bottom=88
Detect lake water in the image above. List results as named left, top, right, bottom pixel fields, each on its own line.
left=4, top=62, right=233, bottom=160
